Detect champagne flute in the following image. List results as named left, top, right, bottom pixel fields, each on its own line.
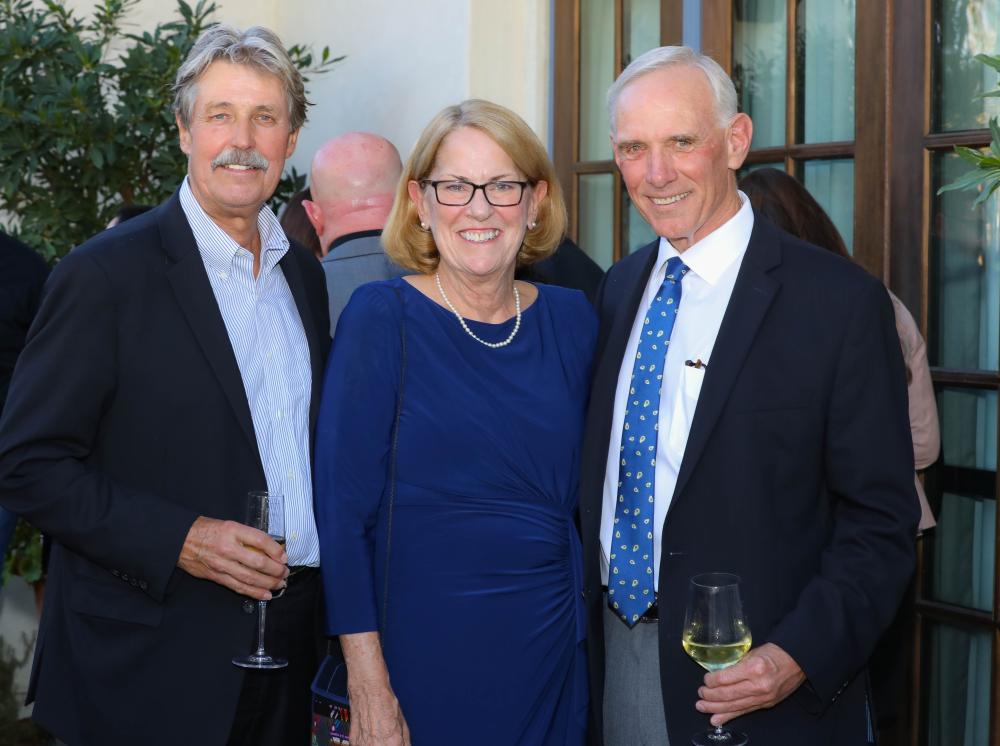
left=232, top=490, right=288, bottom=670
left=682, top=572, right=752, bottom=746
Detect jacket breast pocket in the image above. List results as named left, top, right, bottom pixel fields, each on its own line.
left=69, top=574, right=164, bottom=628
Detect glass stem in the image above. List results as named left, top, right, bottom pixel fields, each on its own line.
left=255, top=600, right=268, bottom=657
left=708, top=725, right=728, bottom=742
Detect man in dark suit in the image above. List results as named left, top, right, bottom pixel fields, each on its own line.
left=579, top=46, right=918, bottom=745
left=0, top=25, right=329, bottom=746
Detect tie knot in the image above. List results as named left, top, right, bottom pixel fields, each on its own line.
left=664, top=256, right=688, bottom=284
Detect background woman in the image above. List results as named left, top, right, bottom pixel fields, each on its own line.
left=315, top=99, right=595, bottom=745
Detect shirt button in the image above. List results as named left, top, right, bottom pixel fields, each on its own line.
left=287, top=470, right=294, bottom=480
left=218, top=272, right=228, bottom=280
left=276, top=410, right=282, bottom=420
left=291, top=531, right=299, bottom=540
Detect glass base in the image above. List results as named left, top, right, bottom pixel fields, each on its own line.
left=691, top=728, right=748, bottom=746
left=232, top=653, right=288, bottom=670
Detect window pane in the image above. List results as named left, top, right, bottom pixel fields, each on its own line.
left=925, top=387, right=996, bottom=613
left=733, top=0, right=787, bottom=149
left=922, top=620, right=992, bottom=746
left=802, top=159, right=854, bottom=252
left=928, top=151, right=1000, bottom=370
left=795, top=0, right=855, bottom=143
left=622, top=191, right=658, bottom=256
left=624, top=0, right=659, bottom=68
left=581, top=0, right=615, bottom=161
left=932, top=0, right=1000, bottom=132
left=578, top=174, right=615, bottom=269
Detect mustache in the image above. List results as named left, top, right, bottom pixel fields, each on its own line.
left=211, top=149, right=270, bottom=171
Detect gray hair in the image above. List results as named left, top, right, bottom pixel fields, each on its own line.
left=607, top=46, right=737, bottom=135
left=173, top=25, right=308, bottom=132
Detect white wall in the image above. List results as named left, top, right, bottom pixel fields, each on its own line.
left=279, top=0, right=550, bottom=174
left=468, top=2, right=550, bottom=146
left=274, top=0, right=472, bottom=173
left=56, top=0, right=550, bottom=177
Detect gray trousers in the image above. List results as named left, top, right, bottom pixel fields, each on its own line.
left=603, top=602, right=670, bottom=746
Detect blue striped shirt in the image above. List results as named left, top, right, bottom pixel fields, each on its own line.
left=180, top=178, right=319, bottom=566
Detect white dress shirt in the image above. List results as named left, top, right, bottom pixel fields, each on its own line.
left=601, top=193, right=755, bottom=588
left=180, top=178, right=319, bottom=566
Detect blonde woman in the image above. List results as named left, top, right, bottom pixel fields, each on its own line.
left=315, top=100, right=594, bottom=745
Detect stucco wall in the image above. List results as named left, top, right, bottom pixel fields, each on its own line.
left=56, top=0, right=550, bottom=175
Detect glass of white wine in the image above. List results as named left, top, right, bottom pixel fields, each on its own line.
left=682, top=572, right=752, bottom=746
left=232, top=490, right=288, bottom=670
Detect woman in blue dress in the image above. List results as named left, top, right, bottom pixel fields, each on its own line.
left=315, top=99, right=596, bottom=745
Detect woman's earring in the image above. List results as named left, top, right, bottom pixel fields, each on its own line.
left=420, top=221, right=429, bottom=230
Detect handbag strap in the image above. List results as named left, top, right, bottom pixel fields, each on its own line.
left=380, top=285, right=407, bottom=638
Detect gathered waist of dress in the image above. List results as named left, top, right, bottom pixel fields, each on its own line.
left=387, top=478, right=577, bottom=519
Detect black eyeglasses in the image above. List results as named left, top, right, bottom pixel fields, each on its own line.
left=420, top=179, right=529, bottom=207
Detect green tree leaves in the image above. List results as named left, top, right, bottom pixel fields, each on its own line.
left=937, top=54, right=1000, bottom=206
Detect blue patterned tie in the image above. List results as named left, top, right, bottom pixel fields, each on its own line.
left=608, top=256, right=688, bottom=626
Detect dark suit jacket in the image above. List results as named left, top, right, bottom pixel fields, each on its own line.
left=0, top=192, right=330, bottom=745
left=0, top=232, right=49, bottom=413
left=580, top=214, right=918, bottom=745
left=520, top=237, right=604, bottom=305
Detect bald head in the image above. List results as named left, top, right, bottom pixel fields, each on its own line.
left=304, top=132, right=403, bottom=254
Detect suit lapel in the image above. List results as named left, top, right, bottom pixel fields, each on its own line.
left=158, top=192, right=260, bottom=455
left=581, top=241, right=659, bottom=513
left=670, top=219, right=782, bottom=507
left=592, top=241, right=660, bottom=404
left=280, top=248, right=324, bottom=435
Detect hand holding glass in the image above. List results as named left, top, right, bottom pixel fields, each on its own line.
left=682, top=572, right=752, bottom=746
left=232, top=490, right=288, bottom=670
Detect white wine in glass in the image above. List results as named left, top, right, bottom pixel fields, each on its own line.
left=682, top=572, right=751, bottom=746
left=232, top=490, right=288, bottom=670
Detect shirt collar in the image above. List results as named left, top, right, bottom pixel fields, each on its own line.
left=179, top=176, right=290, bottom=276
left=653, top=190, right=755, bottom=286
left=329, top=228, right=383, bottom=253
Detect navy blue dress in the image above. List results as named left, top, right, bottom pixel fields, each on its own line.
left=315, top=277, right=596, bottom=745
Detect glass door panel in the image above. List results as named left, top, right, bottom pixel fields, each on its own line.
left=795, top=0, right=856, bottom=144
left=926, top=387, right=997, bottom=613
left=802, top=158, right=855, bottom=252
left=922, top=620, right=992, bottom=746
left=624, top=0, right=660, bottom=68
left=928, top=150, right=1000, bottom=371
left=581, top=0, right=615, bottom=160
left=579, top=173, right=616, bottom=268
left=733, top=0, right=787, bottom=148
left=931, top=0, right=1000, bottom=132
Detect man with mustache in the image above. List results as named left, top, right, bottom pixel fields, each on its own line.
left=0, top=25, right=329, bottom=746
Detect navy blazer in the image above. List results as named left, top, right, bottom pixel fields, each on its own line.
left=0, top=192, right=330, bottom=745
left=580, top=214, right=918, bottom=745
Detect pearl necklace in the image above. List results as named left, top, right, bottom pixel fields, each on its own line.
left=434, top=273, right=521, bottom=349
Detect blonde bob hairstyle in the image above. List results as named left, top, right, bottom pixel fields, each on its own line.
left=382, top=99, right=567, bottom=274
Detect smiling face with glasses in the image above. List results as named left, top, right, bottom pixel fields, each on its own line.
left=407, top=126, right=547, bottom=283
